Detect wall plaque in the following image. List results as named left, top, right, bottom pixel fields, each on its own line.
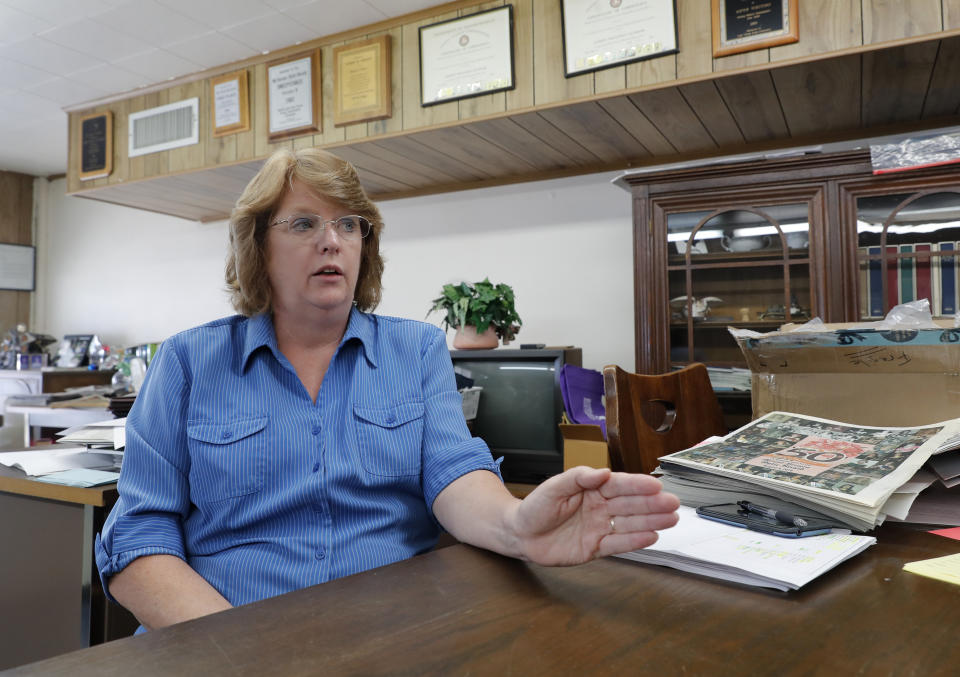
left=419, top=6, right=515, bottom=106
left=712, top=0, right=799, bottom=57
left=561, top=0, right=678, bottom=77
left=267, top=49, right=321, bottom=141
left=211, top=69, right=250, bottom=137
left=333, top=35, right=392, bottom=127
left=79, top=111, right=112, bottom=181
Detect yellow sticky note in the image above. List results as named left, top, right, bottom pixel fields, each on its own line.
left=903, top=552, right=960, bottom=586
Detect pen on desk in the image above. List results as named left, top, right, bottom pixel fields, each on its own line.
left=737, top=500, right=808, bottom=528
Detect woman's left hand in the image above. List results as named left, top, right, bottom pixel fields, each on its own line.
left=508, top=466, right=680, bottom=565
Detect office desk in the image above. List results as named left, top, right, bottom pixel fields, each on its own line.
left=11, top=525, right=960, bottom=676
left=0, top=468, right=136, bottom=671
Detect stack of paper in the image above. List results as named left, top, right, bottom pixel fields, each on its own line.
left=657, top=412, right=960, bottom=531
left=0, top=447, right=117, bottom=476
left=614, top=506, right=875, bottom=591
left=56, top=417, right=126, bottom=450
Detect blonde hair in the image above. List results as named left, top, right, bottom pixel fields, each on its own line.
left=225, top=147, right=385, bottom=316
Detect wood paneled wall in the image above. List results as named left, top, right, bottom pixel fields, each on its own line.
left=0, top=171, right=33, bottom=332
left=66, top=0, right=960, bottom=198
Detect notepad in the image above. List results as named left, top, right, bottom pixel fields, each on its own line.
left=613, top=505, right=875, bottom=591
left=903, top=553, right=960, bottom=586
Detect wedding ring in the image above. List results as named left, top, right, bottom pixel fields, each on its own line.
left=609, top=517, right=616, bottom=533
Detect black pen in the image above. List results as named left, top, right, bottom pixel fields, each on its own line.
left=737, top=500, right=808, bottom=528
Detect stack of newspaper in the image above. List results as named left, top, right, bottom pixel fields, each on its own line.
left=657, top=411, right=960, bottom=531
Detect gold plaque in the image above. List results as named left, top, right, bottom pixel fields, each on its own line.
left=210, top=69, right=250, bottom=137
left=333, top=35, right=392, bottom=127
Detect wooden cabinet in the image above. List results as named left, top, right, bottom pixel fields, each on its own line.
left=621, top=150, right=960, bottom=376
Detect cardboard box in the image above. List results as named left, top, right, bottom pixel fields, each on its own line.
left=559, top=423, right=609, bottom=470
left=735, top=321, right=960, bottom=426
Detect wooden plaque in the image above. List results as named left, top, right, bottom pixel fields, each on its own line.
left=711, top=0, right=798, bottom=57
left=210, top=70, right=250, bottom=137
left=78, top=111, right=112, bottom=181
left=266, top=49, right=322, bottom=141
left=333, top=35, right=392, bottom=127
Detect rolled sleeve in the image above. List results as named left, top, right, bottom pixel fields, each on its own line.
left=418, top=328, right=502, bottom=511
left=96, top=340, right=193, bottom=601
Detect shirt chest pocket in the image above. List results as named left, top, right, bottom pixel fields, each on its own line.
left=187, top=415, right=269, bottom=501
left=354, top=402, right=425, bottom=477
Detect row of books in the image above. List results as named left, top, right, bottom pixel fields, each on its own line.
left=859, top=243, right=956, bottom=317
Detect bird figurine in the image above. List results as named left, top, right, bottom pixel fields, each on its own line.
left=670, top=296, right=724, bottom=319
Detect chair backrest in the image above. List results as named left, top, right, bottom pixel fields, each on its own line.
left=602, top=363, right=727, bottom=474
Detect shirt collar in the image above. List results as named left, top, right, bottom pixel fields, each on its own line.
left=241, top=307, right=378, bottom=370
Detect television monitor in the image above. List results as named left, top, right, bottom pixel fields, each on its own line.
left=450, top=347, right=582, bottom=484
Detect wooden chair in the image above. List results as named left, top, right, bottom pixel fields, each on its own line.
left=603, top=363, right=727, bottom=475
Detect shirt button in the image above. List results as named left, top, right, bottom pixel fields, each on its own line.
left=316, top=550, right=325, bottom=560
left=312, top=463, right=320, bottom=473
left=386, top=416, right=396, bottom=424
left=221, top=431, right=233, bottom=440
left=312, top=426, right=321, bottom=435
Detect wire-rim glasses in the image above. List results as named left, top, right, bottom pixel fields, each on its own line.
left=270, top=213, right=372, bottom=242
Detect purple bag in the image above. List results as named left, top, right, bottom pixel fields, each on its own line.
left=559, top=364, right=606, bottom=438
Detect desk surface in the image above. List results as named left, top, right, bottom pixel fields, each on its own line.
left=0, top=464, right=116, bottom=506
left=11, top=524, right=960, bottom=676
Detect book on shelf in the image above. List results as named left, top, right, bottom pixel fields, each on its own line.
left=867, top=245, right=884, bottom=318
left=915, top=243, right=932, bottom=310
left=899, top=243, right=915, bottom=304
left=656, top=411, right=960, bottom=532
left=938, top=242, right=957, bottom=316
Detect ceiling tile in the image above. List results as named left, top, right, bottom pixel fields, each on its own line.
left=260, top=0, right=314, bottom=10
left=0, top=37, right=105, bottom=76
left=166, top=30, right=258, bottom=69
left=93, top=0, right=210, bottom=47
left=281, top=0, right=384, bottom=37
left=0, top=89, right=67, bottom=118
left=155, top=0, right=274, bottom=29
left=114, top=47, right=203, bottom=82
left=363, top=0, right=440, bottom=17
left=68, top=62, right=147, bottom=94
left=0, top=56, right=58, bottom=89
left=38, top=18, right=155, bottom=61
left=23, top=75, right=109, bottom=106
left=0, top=4, right=53, bottom=45
left=0, top=0, right=111, bottom=25
left=221, top=11, right=317, bottom=53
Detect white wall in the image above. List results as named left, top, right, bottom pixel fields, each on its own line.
left=33, top=171, right=636, bottom=371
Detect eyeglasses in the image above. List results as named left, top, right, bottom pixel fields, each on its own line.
left=270, top=213, right=372, bottom=242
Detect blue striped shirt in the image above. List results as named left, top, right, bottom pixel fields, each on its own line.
left=95, top=309, right=500, bottom=608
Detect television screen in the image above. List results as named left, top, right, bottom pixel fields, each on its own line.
left=450, top=348, right=582, bottom=483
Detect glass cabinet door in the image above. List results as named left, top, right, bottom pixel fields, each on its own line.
left=856, top=190, right=960, bottom=320
left=667, top=203, right=813, bottom=367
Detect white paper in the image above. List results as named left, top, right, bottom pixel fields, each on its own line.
left=268, top=56, right=314, bottom=133
left=0, top=448, right=116, bottom=476
left=614, top=506, right=876, bottom=591
left=214, top=78, right=241, bottom=128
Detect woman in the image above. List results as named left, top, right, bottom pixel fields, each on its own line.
left=95, top=147, right=679, bottom=630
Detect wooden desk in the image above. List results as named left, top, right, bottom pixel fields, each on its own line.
left=0, top=468, right=136, bottom=670
left=10, top=525, right=960, bottom=675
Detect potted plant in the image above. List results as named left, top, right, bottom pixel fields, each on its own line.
left=428, top=278, right=522, bottom=349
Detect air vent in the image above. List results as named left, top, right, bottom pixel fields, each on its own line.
left=128, top=98, right=199, bottom=157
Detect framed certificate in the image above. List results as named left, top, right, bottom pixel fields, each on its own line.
left=210, top=69, right=250, bottom=137
left=561, top=0, right=678, bottom=77
left=419, top=6, right=515, bottom=107
left=711, top=0, right=799, bottom=57
left=267, top=49, right=321, bottom=140
left=78, top=111, right=112, bottom=181
left=333, top=35, right=392, bottom=126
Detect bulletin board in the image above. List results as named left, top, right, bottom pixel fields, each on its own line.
left=0, top=244, right=35, bottom=291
